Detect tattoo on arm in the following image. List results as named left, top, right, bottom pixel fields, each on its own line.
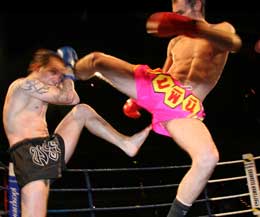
left=21, top=79, right=50, bottom=94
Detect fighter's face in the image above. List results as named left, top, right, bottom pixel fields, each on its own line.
left=172, top=0, right=192, bottom=15
left=39, top=58, right=67, bottom=86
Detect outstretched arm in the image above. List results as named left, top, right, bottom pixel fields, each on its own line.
left=146, top=12, right=242, bottom=52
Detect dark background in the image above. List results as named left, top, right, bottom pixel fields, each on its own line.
left=1, top=1, right=260, bottom=216
left=1, top=0, right=260, bottom=169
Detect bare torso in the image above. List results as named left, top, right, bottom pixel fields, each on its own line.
left=3, top=78, right=49, bottom=146
left=164, top=22, right=233, bottom=101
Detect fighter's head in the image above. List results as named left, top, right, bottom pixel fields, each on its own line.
left=172, top=0, right=205, bottom=18
left=27, top=49, right=68, bottom=86
left=28, top=49, right=64, bottom=74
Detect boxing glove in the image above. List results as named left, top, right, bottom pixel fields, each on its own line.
left=146, top=12, right=242, bottom=52
left=146, top=12, right=196, bottom=38
left=57, top=46, right=78, bottom=80
left=123, top=98, right=141, bottom=119
left=57, top=46, right=78, bottom=69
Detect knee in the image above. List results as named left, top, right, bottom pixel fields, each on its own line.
left=75, top=51, right=105, bottom=80
left=71, top=103, right=97, bottom=120
left=89, top=52, right=108, bottom=71
left=80, top=51, right=103, bottom=64
left=91, top=51, right=105, bottom=64
left=195, top=148, right=219, bottom=171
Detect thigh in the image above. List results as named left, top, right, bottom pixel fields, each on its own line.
left=54, top=108, right=83, bottom=162
left=165, top=118, right=218, bottom=158
left=100, top=68, right=136, bottom=98
left=21, top=180, right=49, bottom=217
left=94, top=53, right=137, bottom=98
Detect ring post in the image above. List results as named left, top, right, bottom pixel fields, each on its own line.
left=8, top=162, right=21, bottom=217
left=243, top=153, right=260, bottom=216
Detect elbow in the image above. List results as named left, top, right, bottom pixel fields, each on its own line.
left=72, top=94, right=80, bottom=105
left=61, top=92, right=80, bottom=105
left=91, top=51, right=105, bottom=66
left=68, top=92, right=80, bottom=105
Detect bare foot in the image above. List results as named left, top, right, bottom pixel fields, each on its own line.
left=122, top=125, right=152, bottom=157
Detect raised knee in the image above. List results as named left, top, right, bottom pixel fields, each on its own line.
left=72, top=103, right=96, bottom=120
left=75, top=51, right=105, bottom=80
left=196, top=149, right=219, bottom=170
left=91, top=51, right=105, bottom=64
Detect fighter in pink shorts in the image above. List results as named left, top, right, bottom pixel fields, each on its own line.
left=134, top=64, right=205, bottom=137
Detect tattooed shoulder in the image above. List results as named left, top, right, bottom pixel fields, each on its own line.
left=20, top=78, right=50, bottom=94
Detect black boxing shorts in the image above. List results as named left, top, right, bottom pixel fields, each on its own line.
left=9, top=134, right=66, bottom=188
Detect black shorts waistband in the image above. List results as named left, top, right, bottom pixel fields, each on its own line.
left=9, top=134, right=63, bottom=153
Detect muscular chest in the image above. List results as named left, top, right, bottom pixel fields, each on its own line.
left=171, top=37, right=214, bottom=61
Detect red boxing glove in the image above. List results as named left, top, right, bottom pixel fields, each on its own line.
left=123, top=98, right=141, bottom=119
left=146, top=12, right=242, bottom=52
left=146, top=12, right=197, bottom=38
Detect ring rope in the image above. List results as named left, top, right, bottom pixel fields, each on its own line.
left=48, top=190, right=251, bottom=213
left=51, top=172, right=246, bottom=192
left=66, top=165, right=191, bottom=172
left=65, top=155, right=260, bottom=173
left=2, top=154, right=260, bottom=216
left=0, top=162, right=8, bottom=171
left=50, top=183, right=180, bottom=192
left=48, top=203, right=172, bottom=213
left=50, top=172, right=246, bottom=193
left=48, top=169, right=251, bottom=215
left=0, top=186, right=8, bottom=191
left=196, top=192, right=249, bottom=202
left=65, top=160, right=237, bottom=172
left=0, top=161, right=8, bottom=216
left=198, top=208, right=253, bottom=217
left=49, top=155, right=256, bottom=216
left=208, top=175, right=246, bottom=183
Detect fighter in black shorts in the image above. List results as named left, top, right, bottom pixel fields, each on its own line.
left=3, top=48, right=151, bottom=216
left=9, top=134, right=65, bottom=188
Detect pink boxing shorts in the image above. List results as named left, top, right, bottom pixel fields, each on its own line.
left=134, top=65, right=206, bottom=137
